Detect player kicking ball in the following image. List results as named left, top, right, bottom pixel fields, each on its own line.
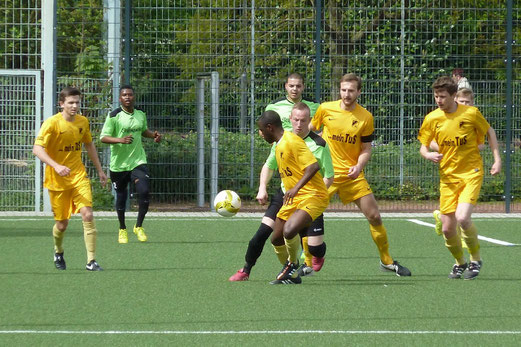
left=257, top=110, right=329, bottom=284
left=33, top=87, right=107, bottom=271
left=418, top=77, right=501, bottom=280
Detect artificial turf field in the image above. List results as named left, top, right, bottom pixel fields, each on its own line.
left=1, top=213, right=520, bottom=346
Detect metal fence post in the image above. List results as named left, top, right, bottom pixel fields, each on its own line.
left=210, top=71, right=220, bottom=207
left=196, top=76, right=206, bottom=207
left=505, top=0, right=513, bottom=213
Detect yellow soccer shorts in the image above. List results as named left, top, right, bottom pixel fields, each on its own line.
left=277, top=192, right=329, bottom=222
left=439, top=175, right=483, bottom=214
left=49, top=180, right=93, bottom=220
left=328, top=175, right=373, bottom=204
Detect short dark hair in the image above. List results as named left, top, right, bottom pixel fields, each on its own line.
left=340, top=73, right=362, bottom=90
left=258, top=110, right=282, bottom=129
left=58, top=87, right=81, bottom=103
left=286, top=72, right=304, bottom=84
left=432, top=76, right=458, bottom=95
left=452, top=68, right=464, bottom=77
left=119, top=84, right=134, bottom=94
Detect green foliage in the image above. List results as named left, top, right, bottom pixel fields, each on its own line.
left=91, top=179, right=114, bottom=210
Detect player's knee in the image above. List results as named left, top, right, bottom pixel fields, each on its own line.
left=135, top=177, right=150, bottom=203
left=81, top=208, right=94, bottom=222
left=367, top=212, right=382, bottom=225
left=55, top=221, right=68, bottom=232
left=309, top=242, right=326, bottom=258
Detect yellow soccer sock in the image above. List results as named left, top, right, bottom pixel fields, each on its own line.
left=457, top=226, right=468, bottom=249
left=83, top=221, right=97, bottom=263
left=460, top=223, right=481, bottom=262
left=369, top=224, right=393, bottom=265
left=444, top=232, right=465, bottom=265
left=301, top=236, right=313, bottom=267
left=53, top=224, right=65, bottom=253
left=284, top=235, right=301, bottom=264
left=273, top=244, right=289, bottom=265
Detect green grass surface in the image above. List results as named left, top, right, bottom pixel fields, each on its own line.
left=1, top=215, right=521, bottom=346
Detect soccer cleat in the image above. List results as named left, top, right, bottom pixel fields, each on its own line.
left=86, top=260, right=104, bottom=271
left=276, top=261, right=299, bottom=280
left=433, top=210, right=442, bottom=236
left=448, top=263, right=468, bottom=279
left=229, top=268, right=249, bottom=281
left=463, top=260, right=482, bottom=280
left=54, top=252, right=66, bottom=270
left=380, top=260, right=412, bottom=276
left=312, top=256, right=325, bottom=272
left=133, top=225, right=147, bottom=242
left=118, top=229, right=128, bottom=244
left=271, top=262, right=302, bottom=284
left=297, top=264, right=314, bottom=277
left=270, top=276, right=302, bottom=284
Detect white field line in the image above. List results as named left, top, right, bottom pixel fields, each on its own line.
left=407, top=219, right=519, bottom=246
left=0, top=329, right=520, bottom=335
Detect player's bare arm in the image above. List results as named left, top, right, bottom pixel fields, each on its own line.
left=347, top=141, right=371, bottom=179
left=323, top=176, right=334, bottom=188
left=420, top=144, right=443, bottom=163
left=84, top=142, right=108, bottom=187
left=283, top=161, right=320, bottom=205
left=100, top=134, right=133, bottom=144
left=32, top=144, right=71, bottom=176
left=486, top=127, right=502, bottom=176
left=142, top=129, right=161, bottom=143
left=257, top=164, right=274, bottom=205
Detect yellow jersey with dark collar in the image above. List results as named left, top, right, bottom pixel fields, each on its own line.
left=312, top=101, right=374, bottom=179
left=35, top=113, right=92, bottom=191
left=418, top=104, right=490, bottom=182
left=275, top=131, right=328, bottom=198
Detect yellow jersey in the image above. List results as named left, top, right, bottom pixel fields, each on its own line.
left=275, top=131, right=328, bottom=197
left=35, top=113, right=92, bottom=191
left=311, top=101, right=375, bottom=179
left=418, top=104, right=490, bottom=182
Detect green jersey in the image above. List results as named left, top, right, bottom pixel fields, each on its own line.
left=265, top=97, right=320, bottom=131
left=100, top=107, right=148, bottom=172
left=266, top=131, right=334, bottom=191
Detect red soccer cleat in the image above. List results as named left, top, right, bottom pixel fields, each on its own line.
left=312, top=256, right=325, bottom=272
left=229, top=268, right=249, bottom=281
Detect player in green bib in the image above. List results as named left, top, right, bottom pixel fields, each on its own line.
left=100, top=85, right=161, bottom=244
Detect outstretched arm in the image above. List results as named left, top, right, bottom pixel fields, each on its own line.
left=257, top=164, right=275, bottom=205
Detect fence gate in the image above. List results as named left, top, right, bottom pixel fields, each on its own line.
left=0, top=70, right=42, bottom=212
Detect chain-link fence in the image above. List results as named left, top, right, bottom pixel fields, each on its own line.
left=1, top=0, right=519, bottom=212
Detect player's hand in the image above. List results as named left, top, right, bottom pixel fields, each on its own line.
left=153, top=131, right=161, bottom=143
left=426, top=152, right=443, bottom=163
left=99, top=171, right=108, bottom=187
left=347, top=165, right=362, bottom=179
left=490, top=160, right=501, bottom=176
left=54, top=164, right=71, bottom=176
left=283, top=187, right=298, bottom=205
left=121, top=134, right=133, bottom=144
left=256, top=189, right=268, bottom=205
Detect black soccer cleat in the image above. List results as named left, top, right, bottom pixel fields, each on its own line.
left=448, top=263, right=468, bottom=279
left=86, top=260, right=104, bottom=271
left=54, top=252, right=66, bottom=270
left=463, top=260, right=482, bottom=280
left=271, top=261, right=301, bottom=284
left=380, top=260, right=411, bottom=276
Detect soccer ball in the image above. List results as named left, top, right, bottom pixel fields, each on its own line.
left=213, top=190, right=241, bottom=217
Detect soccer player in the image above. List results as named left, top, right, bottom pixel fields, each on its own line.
left=452, top=68, right=472, bottom=91
left=33, top=87, right=107, bottom=271
left=432, top=88, right=487, bottom=237
left=100, top=85, right=161, bottom=243
left=310, top=73, right=411, bottom=277
left=229, top=74, right=323, bottom=281
left=258, top=110, right=329, bottom=284
left=418, top=76, right=501, bottom=280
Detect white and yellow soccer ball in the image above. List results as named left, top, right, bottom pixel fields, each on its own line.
left=213, top=190, right=241, bottom=217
